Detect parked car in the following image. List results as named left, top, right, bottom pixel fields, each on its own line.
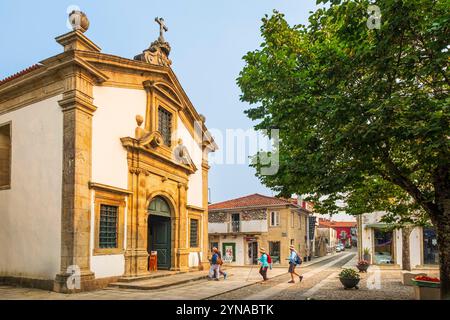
left=336, top=243, right=345, bottom=252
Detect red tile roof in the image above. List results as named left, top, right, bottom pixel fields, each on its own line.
left=318, top=219, right=357, bottom=228
left=209, top=194, right=296, bottom=210
left=0, top=64, right=43, bottom=86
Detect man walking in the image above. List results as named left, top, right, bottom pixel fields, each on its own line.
left=288, top=245, right=303, bottom=283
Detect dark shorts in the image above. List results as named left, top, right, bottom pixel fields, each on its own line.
left=288, top=263, right=296, bottom=273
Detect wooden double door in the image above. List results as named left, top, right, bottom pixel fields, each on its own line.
left=148, top=215, right=171, bottom=270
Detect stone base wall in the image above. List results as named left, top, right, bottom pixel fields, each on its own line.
left=0, top=275, right=121, bottom=293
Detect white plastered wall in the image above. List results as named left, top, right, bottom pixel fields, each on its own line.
left=0, top=95, right=63, bottom=280
left=90, top=86, right=146, bottom=278
left=177, top=116, right=203, bottom=208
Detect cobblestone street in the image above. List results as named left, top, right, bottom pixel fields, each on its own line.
left=209, top=250, right=434, bottom=300
left=0, top=251, right=437, bottom=300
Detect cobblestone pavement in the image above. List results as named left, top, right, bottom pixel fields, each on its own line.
left=1, top=252, right=428, bottom=300
left=0, top=254, right=338, bottom=300
left=209, top=251, right=431, bottom=300
left=0, top=266, right=289, bottom=300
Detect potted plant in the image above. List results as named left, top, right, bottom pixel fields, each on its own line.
left=412, top=275, right=441, bottom=300
left=363, top=247, right=371, bottom=262
left=356, top=260, right=370, bottom=273
left=339, top=268, right=360, bottom=290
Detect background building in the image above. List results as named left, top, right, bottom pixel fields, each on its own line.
left=208, top=194, right=311, bottom=266
left=357, top=212, right=439, bottom=268
left=318, top=219, right=357, bottom=248
left=316, top=225, right=338, bottom=257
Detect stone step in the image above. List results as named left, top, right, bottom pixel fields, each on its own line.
left=109, top=271, right=212, bottom=290
left=117, top=271, right=184, bottom=283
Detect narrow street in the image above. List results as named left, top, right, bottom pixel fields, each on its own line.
left=209, top=250, right=418, bottom=300
left=0, top=250, right=421, bottom=300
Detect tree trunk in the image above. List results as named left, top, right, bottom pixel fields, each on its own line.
left=401, top=226, right=413, bottom=271
left=436, top=208, right=450, bottom=300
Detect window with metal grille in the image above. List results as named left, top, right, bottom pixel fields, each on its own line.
left=158, top=107, right=172, bottom=147
left=99, top=205, right=118, bottom=248
left=0, top=122, right=11, bottom=189
left=190, top=219, right=199, bottom=248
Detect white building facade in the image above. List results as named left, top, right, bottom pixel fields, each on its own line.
left=357, top=212, right=439, bottom=269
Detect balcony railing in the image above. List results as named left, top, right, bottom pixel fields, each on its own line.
left=228, top=221, right=241, bottom=233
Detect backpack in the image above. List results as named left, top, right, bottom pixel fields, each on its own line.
left=295, top=254, right=302, bottom=266
left=267, top=254, right=272, bottom=264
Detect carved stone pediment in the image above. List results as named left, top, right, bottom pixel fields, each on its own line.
left=135, top=40, right=172, bottom=67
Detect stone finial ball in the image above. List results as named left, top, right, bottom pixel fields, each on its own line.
left=69, top=10, right=90, bottom=32
left=199, top=114, right=206, bottom=123
left=136, top=115, right=144, bottom=126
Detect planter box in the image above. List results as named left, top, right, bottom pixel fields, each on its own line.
left=413, top=286, right=441, bottom=300
left=401, top=272, right=427, bottom=286
left=412, top=279, right=441, bottom=300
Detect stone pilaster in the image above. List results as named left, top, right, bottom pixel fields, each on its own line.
left=54, top=70, right=97, bottom=293
left=200, top=160, right=211, bottom=269
left=124, top=166, right=151, bottom=278
left=175, top=182, right=190, bottom=272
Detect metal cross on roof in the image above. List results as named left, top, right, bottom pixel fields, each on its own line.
left=155, top=17, right=168, bottom=42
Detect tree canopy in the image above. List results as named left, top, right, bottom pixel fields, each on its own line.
left=237, top=0, right=449, bottom=297
left=238, top=0, right=448, bottom=221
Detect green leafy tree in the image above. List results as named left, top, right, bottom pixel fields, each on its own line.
left=237, top=0, right=449, bottom=298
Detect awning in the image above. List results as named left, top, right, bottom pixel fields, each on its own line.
left=365, top=223, right=394, bottom=229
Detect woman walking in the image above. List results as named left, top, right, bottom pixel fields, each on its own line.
left=288, top=245, right=303, bottom=283
left=258, top=248, right=269, bottom=281
left=216, top=249, right=228, bottom=280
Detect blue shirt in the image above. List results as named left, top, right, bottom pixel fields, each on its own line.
left=211, top=253, right=218, bottom=265
left=289, top=251, right=298, bottom=264
left=259, top=254, right=269, bottom=267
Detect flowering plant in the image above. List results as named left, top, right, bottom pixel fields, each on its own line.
left=339, top=268, right=360, bottom=279
left=357, top=260, right=370, bottom=266
left=415, top=275, right=440, bottom=283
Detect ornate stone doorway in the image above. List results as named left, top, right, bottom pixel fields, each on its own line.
left=148, top=196, right=172, bottom=270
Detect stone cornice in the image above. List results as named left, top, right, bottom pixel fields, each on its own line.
left=0, top=52, right=108, bottom=115
left=121, top=137, right=197, bottom=176
left=187, top=205, right=206, bottom=213
left=58, top=94, right=97, bottom=115
left=88, top=182, right=133, bottom=195
left=55, top=30, right=102, bottom=53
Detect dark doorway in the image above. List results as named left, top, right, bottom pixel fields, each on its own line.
left=373, top=229, right=394, bottom=265
left=148, top=197, right=172, bottom=270
left=248, top=242, right=258, bottom=265
left=423, top=227, right=439, bottom=265
left=269, top=241, right=280, bottom=264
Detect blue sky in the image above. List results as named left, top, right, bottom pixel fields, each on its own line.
left=0, top=0, right=319, bottom=203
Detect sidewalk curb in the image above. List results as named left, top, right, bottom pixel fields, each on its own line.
left=202, top=254, right=346, bottom=300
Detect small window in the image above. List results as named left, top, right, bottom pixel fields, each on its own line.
left=291, top=212, right=295, bottom=228
left=99, top=205, right=118, bottom=248
left=158, top=107, right=172, bottom=147
left=190, top=219, right=199, bottom=248
left=270, top=211, right=280, bottom=227
left=0, top=122, right=11, bottom=189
